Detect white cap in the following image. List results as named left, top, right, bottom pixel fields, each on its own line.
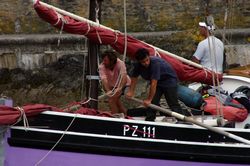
left=199, top=22, right=207, bottom=28
left=199, top=22, right=215, bottom=31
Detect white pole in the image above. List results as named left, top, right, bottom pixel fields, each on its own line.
left=131, top=97, right=250, bottom=145
left=33, top=0, right=203, bottom=69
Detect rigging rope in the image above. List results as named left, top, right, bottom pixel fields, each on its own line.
left=99, top=0, right=128, bottom=99
left=35, top=114, right=77, bottom=166
left=206, top=20, right=224, bottom=122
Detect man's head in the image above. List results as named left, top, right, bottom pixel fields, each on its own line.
left=198, top=22, right=215, bottom=37
left=135, top=48, right=150, bottom=68
left=198, top=22, right=209, bottom=37
left=101, top=50, right=118, bottom=69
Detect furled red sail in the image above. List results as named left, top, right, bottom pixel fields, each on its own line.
left=0, top=104, right=61, bottom=125
left=34, top=1, right=222, bottom=85
left=0, top=103, right=118, bottom=125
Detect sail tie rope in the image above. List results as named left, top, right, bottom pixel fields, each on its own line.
left=0, top=106, right=30, bottom=134
left=203, top=68, right=210, bottom=80
left=154, top=49, right=161, bottom=58
left=83, top=23, right=91, bottom=36
left=54, top=12, right=68, bottom=47
left=95, top=27, right=103, bottom=44
left=54, top=12, right=65, bottom=26
left=113, top=31, right=119, bottom=45
left=15, top=106, right=30, bottom=131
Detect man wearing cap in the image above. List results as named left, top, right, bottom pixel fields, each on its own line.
left=192, top=22, right=224, bottom=73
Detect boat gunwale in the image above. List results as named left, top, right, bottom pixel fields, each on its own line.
left=36, top=110, right=250, bottom=133
left=10, top=126, right=250, bottom=148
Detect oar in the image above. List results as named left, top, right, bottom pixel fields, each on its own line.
left=131, top=97, right=250, bottom=145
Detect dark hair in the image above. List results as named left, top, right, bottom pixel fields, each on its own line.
left=101, top=50, right=117, bottom=65
left=135, top=48, right=149, bottom=61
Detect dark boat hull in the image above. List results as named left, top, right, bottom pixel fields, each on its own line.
left=8, top=111, right=250, bottom=164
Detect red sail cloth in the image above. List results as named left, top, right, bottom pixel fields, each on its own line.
left=204, top=96, right=248, bottom=122
left=0, top=103, right=132, bottom=125
left=34, top=2, right=222, bottom=85
left=0, top=104, right=61, bottom=125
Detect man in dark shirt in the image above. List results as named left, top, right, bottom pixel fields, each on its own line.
left=126, top=48, right=188, bottom=121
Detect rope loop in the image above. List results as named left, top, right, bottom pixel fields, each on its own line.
left=113, top=31, right=119, bottom=45
left=83, top=23, right=91, bottom=36
left=15, top=106, right=29, bottom=131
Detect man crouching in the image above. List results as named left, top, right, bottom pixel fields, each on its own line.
left=99, top=50, right=131, bottom=114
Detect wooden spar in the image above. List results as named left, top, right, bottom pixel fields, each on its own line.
left=131, top=97, right=250, bottom=145
left=33, top=0, right=203, bottom=69
left=85, top=0, right=101, bottom=109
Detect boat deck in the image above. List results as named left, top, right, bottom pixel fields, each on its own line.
left=225, top=64, right=250, bottom=78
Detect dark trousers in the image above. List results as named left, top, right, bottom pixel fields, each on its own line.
left=145, top=86, right=189, bottom=121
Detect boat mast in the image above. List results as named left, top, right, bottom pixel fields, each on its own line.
left=86, top=0, right=103, bottom=109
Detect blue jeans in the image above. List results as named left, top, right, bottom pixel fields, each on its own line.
left=145, top=86, right=189, bottom=121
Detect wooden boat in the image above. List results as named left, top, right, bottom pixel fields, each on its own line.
left=3, top=75, right=250, bottom=165
left=189, top=74, right=250, bottom=93
left=2, top=1, right=250, bottom=165
left=5, top=108, right=250, bottom=164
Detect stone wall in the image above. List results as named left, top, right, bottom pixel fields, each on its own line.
left=0, top=30, right=249, bottom=70
left=1, top=0, right=249, bottom=67
left=0, top=0, right=249, bottom=107
left=0, top=34, right=87, bottom=69
left=1, top=0, right=250, bottom=34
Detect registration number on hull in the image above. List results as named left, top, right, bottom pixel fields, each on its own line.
left=123, top=124, right=156, bottom=138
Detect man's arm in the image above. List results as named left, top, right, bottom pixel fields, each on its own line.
left=118, top=73, right=128, bottom=90
left=126, top=77, right=138, bottom=98
left=192, top=42, right=205, bottom=64
left=144, top=79, right=157, bottom=106
left=101, top=78, right=111, bottom=92
left=99, top=64, right=110, bottom=92
left=191, top=56, right=200, bottom=64
left=112, top=73, right=128, bottom=97
left=117, top=60, right=129, bottom=90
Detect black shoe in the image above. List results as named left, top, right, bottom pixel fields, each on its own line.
left=145, top=117, right=155, bottom=122
left=145, top=109, right=156, bottom=121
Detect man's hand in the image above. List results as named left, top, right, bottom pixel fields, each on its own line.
left=126, top=90, right=134, bottom=99
left=106, top=90, right=113, bottom=97
left=107, top=88, right=122, bottom=98
left=143, top=99, right=151, bottom=107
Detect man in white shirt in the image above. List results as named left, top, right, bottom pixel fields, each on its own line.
left=192, top=22, right=224, bottom=73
